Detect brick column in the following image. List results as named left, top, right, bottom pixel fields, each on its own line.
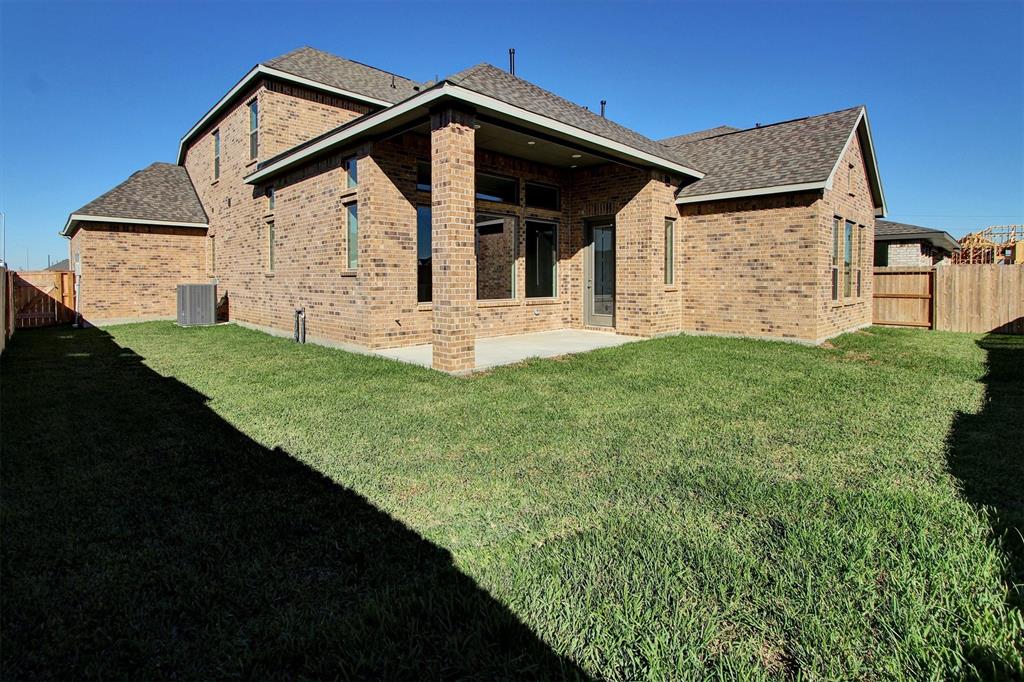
left=430, top=107, right=476, bottom=373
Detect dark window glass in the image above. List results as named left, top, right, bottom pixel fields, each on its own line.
left=267, top=221, right=275, bottom=271
left=664, top=219, right=675, bottom=285
left=417, top=206, right=431, bottom=302
left=347, top=204, right=358, bottom=269
left=525, top=182, right=560, bottom=210
left=874, top=242, right=888, bottom=267
left=346, top=156, right=358, bottom=188
left=476, top=172, right=518, bottom=203
left=525, top=221, right=556, bottom=298
left=213, top=130, right=220, bottom=180
left=249, top=100, right=259, bottom=160
left=416, top=161, right=431, bottom=191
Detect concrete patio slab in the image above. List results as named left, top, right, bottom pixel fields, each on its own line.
left=373, top=329, right=643, bottom=371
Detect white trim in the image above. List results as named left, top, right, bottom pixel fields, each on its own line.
left=824, top=108, right=887, bottom=216
left=675, top=181, right=827, bottom=205
left=176, top=65, right=395, bottom=164
left=245, top=82, right=704, bottom=184
left=63, top=213, right=209, bottom=235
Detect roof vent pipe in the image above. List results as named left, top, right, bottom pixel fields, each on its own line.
left=509, top=48, right=515, bottom=75
left=600, top=100, right=607, bottom=117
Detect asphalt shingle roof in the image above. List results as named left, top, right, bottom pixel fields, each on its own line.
left=663, top=107, right=864, bottom=198
left=659, top=126, right=739, bottom=146
left=445, top=64, right=700, bottom=172
left=875, top=219, right=943, bottom=238
left=263, top=47, right=422, bottom=104
left=67, top=162, right=207, bottom=232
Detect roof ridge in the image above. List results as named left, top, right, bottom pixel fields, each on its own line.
left=265, top=46, right=420, bottom=85
left=673, top=105, right=865, bottom=145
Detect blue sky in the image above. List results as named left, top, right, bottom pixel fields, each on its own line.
left=1, top=1, right=1021, bottom=270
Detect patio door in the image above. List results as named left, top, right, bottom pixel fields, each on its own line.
left=585, top=221, right=615, bottom=327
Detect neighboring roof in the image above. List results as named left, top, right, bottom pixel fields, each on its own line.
left=659, top=126, right=740, bottom=146
left=666, top=106, right=886, bottom=215
left=875, top=219, right=960, bottom=252
left=264, top=47, right=422, bottom=104
left=46, top=259, right=70, bottom=271
left=62, top=162, right=208, bottom=236
left=247, top=63, right=705, bottom=184
left=177, top=47, right=423, bottom=163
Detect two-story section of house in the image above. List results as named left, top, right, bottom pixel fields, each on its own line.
left=64, top=47, right=886, bottom=373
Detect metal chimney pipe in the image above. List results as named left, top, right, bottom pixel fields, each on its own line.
left=509, top=48, right=515, bottom=75
left=600, top=100, right=607, bottom=117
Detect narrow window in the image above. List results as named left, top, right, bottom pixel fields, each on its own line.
left=248, top=100, right=259, bottom=160
left=844, top=220, right=854, bottom=298
left=831, top=218, right=840, bottom=301
left=664, top=218, right=675, bottom=285
left=346, top=203, right=358, bottom=269
left=416, top=161, right=431, bottom=191
left=525, top=220, right=556, bottom=298
left=267, top=187, right=275, bottom=212
left=416, top=205, right=431, bottom=302
left=525, top=181, right=560, bottom=211
left=856, top=224, right=863, bottom=297
left=267, top=221, right=275, bottom=272
left=476, top=172, right=518, bottom=204
left=213, top=130, right=220, bottom=180
left=476, top=215, right=517, bottom=300
left=210, top=235, right=216, bottom=273
left=346, top=156, right=358, bottom=188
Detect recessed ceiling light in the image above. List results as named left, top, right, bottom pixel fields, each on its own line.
left=473, top=124, right=481, bottom=129
left=570, top=164, right=578, bottom=169
left=527, top=140, right=536, bottom=145
left=571, top=154, right=581, bottom=158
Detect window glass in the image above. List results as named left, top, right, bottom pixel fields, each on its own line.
left=831, top=217, right=840, bottom=300
left=267, top=187, right=275, bottom=211
left=476, top=215, right=517, bottom=300
left=525, top=182, right=559, bottom=211
left=525, top=221, right=556, bottom=298
left=416, top=161, right=431, bottom=191
left=417, top=206, right=431, bottom=302
left=267, top=221, right=275, bottom=271
left=347, top=156, right=358, bottom=188
left=664, top=219, right=675, bottom=285
left=476, top=172, right=518, bottom=203
left=874, top=241, right=888, bottom=267
left=248, top=100, right=259, bottom=160
left=346, top=204, right=358, bottom=269
left=213, top=130, right=220, bottom=180
left=844, top=220, right=854, bottom=298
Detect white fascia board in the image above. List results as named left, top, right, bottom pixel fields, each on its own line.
left=63, top=213, right=209, bottom=235
left=246, top=82, right=705, bottom=184
left=176, top=65, right=395, bottom=164
left=675, top=181, right=826, bottom=205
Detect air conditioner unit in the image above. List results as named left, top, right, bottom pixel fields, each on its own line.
left=177, top=284, right=216, bottom=326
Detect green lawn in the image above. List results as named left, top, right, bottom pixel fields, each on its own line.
left=2, top=322, right=1021, bottom=680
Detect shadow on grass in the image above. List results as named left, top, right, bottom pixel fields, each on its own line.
left=0, top=326, right=587, bottom=680
left=946, top=333, right=1024, bottom=676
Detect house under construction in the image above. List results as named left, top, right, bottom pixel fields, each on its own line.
left=952, top=225, right=1023, bottom=264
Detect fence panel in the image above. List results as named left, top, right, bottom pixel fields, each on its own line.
left=12, top=271, right=76, bottom=329
left=872, top=267, right=933, bottom=328
left=934, top=265, right=1024, bottom=334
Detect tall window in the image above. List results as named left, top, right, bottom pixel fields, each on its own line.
left=525, top=221, right=556, bottom=298
left=664, top=219, right=675, bottom=285
left=831, top=217, right=840, bottom=301
left=213, top=130, right=220, bottom=180
left=844, top=220, right=853, bottom=298
left=476, top=215, right=517, bottom=300
left=416, top=206, right=431, bottom=302
left=210, top=235, right=216, bottom=273
left=346, top=156, right=358, bottom=188
left=856, top=224, right=863, bottom=297
left=346, top=203, right=359, bottom=269
left=248, top=100, right=259, bottom=160
left=267, top=187, right=275, bottom=212
left=267, top=221, right=275, bottom=272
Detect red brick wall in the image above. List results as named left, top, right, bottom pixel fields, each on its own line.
left=72, top=223, right=207, bottom=323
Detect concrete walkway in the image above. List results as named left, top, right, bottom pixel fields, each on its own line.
left=373, top=329, right=642, bottom=371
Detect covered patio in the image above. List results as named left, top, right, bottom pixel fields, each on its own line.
left=373, top=328, right=642, bottom=371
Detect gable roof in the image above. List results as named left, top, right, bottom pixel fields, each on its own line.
left=246, top=63, right=705, bottom=184
left=445, top=64, right=700, bottom=173
left=666, top=106, right=886, bottom=215
left=62, top=162, right=207, bottom=236
left=177, top=47, right=424, bottom=163
left=875, top=219, right=960, bottom=252
left=660, top=126, right=740, bottom=146
left=264, top=47, right=422, bottom=103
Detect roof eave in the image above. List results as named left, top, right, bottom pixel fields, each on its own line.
left=675, top=181, right=827, bottom=205
left=175, top=64, right=396, bottom=165
left=245, top=81, right=705, bottom=184
left=61, top=213, right=210, bottom=238
left=824, top=108, right=887, bottom=217
left=875, top=230, right=961, bottom=253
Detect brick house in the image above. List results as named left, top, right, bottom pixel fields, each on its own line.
left=873, top=219, right=960, bottom=266
left=63, top=47, right=886, bottom=372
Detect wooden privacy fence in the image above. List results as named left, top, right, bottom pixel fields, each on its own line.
left=873, top=265, right=1024, bottom=334
left=11, top=271, right=76, bottom=329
